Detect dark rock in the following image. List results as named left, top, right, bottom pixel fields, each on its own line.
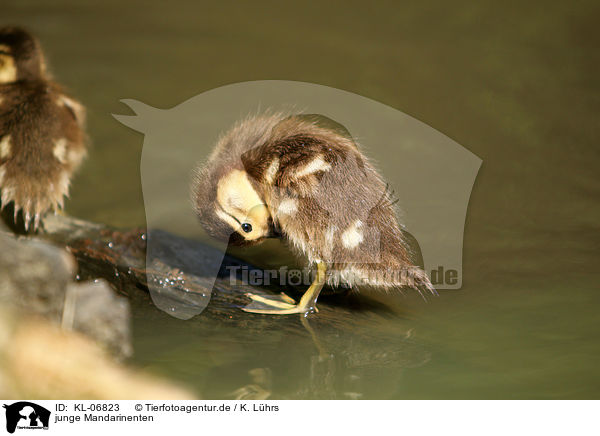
left=0, top=231, right=132, bottom=359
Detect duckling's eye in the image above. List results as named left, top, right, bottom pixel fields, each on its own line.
left=241, top=223, right=252, bottom=233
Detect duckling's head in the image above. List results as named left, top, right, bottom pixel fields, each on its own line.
left=0, top=27, right=46, bottom=84
left=193, top=167, right=276, bottom=246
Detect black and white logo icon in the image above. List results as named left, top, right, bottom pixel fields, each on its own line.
left=3, top=402, right=50, bottom=434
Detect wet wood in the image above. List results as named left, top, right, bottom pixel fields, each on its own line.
left=39, top=214, right=403, bottom=326
left=40, top=214, right=257, bottom=319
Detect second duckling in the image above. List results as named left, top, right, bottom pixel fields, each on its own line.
left=0, top=26, right=87, bottom=231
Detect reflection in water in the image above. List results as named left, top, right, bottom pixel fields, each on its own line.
left=223, top=314, right=429, bottom=400
left=131, top=281, right=430, bottom=399
left=231, top=368, right=272, bottom=400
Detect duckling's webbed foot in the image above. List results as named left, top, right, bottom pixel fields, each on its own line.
left=243, top=292, right=315, bottom=314
left=242, top=261, right=326, bottom=315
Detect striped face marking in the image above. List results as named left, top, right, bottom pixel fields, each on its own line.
left=0, top=53, right=16, bottom=84
left=216, top=169, right=271, bottom=241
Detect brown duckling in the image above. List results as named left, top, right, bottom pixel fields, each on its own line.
left=0, top=26, right=86, bottom=231
left=193, top=112, right=435, bottom=315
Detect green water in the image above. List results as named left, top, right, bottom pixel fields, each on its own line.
left=4, top=0, right=599, bottom=398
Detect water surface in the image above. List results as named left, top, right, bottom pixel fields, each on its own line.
left=4, top=0, right=599, bottom=399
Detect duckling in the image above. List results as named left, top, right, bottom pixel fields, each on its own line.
left=193, top=112, right=435, bottom=314
left=0, top=26, right=86, bottom=231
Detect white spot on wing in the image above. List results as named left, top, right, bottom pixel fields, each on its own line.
left=296, top=156, right=331, bottom=178
left=67, top=147, right=85, bottom=167
left=53, top=138, right=68, bottom=163
left=341, top=220, right=364, bottom=249
left=0, top=135, right=11, bottom=159
left=325, top=225, right=336, bottom=245
left=1, top=184, right=14, bottom=207
left=323, top=225, right=337, bottom=257
left=57, top=95, right=85, bottom=125
left=277, top=198, right=298, bottom=216
left=264, top=157, right=279, bottom=184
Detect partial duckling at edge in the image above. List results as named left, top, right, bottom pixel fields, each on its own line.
left=193, top=112, right=435, bottom=315
left=0, top=26, right=87, bottom=231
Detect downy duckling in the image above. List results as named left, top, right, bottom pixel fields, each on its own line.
left=193, top=112, right=435, bottom=314
left=0, top=26, right=86, bottom=231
